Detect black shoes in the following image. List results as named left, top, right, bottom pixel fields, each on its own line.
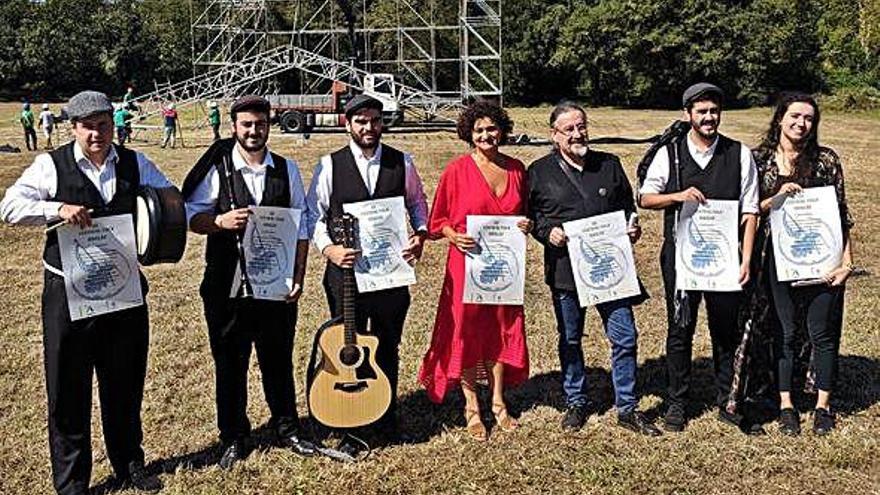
left=337, top=434, right=366, bottom=459
left=663, top=404, right=686, bottom=432
left=718, top=409, right=766, bottom=436
left=813, top=408, right=835, bottom=435
left=278, top=432, right=318, bottom=457
left=779, top=408, right=801, bottom=436
left=219, top=438, right=248, bottom=470
left=561, top=403, right=589, bottom=431
left=124, top=460, right=163, bottom=493
left=618, top=411, right=662, bottom=436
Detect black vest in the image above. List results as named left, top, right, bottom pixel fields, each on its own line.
left=43, top=142, right=140, bottom=271
left=200, top=150, right=290, bottom=301
left=662, top=135, right=741, bottom=239
left=324, top=144, right=406, bottom=294
left=328, top=144, right=406, bottom=220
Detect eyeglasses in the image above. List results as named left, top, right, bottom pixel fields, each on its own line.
left=554, top=124, right=588, bottom=136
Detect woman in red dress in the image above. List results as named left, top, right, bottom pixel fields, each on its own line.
left=418, top=101, right=532, bottom=441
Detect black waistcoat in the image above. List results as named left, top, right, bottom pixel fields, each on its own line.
left=324, top=144, right=405, bottom=293
left=43, top=142, right=140, bottom=270
left=200, top=151, right=290, bottom=301
left=662, top=135, right=741, bottom=240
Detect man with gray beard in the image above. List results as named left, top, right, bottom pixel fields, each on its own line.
left=528, top=101, right=660, bottom=435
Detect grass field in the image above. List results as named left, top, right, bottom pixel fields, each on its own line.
left=0, top=103, right=877, bottom=495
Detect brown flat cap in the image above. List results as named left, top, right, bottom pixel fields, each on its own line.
left=230, top=95, right=270, bottom=116
left=344, top=94, right=383, bottom=119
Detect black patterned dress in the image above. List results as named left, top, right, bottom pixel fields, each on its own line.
left=726, top=146, right=853, bottom=413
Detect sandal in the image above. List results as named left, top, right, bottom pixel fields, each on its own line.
left=492, top=402, right=518, bottom=432
left=465, top=407, right=488, bottom=441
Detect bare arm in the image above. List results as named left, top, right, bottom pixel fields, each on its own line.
left=639, top=187, right=706, bottom=210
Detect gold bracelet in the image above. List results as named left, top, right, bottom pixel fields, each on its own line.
left=844, top=262, right=855, bottom=273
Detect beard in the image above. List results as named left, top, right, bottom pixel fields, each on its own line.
left=351, top=129, right=381, bottom=150
left=235, top=133, right=266, bottom=153
left=691, top=118, right=718, bottom=140
left=569, top=141, right=589, bottom=157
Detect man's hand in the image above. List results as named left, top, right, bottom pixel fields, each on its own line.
left=402, top=232, right=427, bottom=265
left=675, top=187, right=707, bottom=204
left=549, top=226, right=567, bottom=247
left=323, top=244, right=360, bottom=268
left=516, top=218, right=533, bottom=234
left=284, top=282, right=303, bottom=303
left=58, top=204, right=92, bottom=227
left=627, top=225, right=642, bottom=244
left=215, top=207, right=250, bottom=231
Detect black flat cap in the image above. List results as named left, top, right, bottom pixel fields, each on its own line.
left=230, top=95, right=270, bottom=116
left=67, top=91, right=114, bottom=121
left=344, top=94, right=383, bottom=119
left=682, top=83, right=724, bottom=107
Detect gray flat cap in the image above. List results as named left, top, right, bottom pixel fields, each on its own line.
left=67, top=91, right=113, bottom=121
left=682, top=83, right=724, bottom=107
left=344, top=94, right=383, bottom=119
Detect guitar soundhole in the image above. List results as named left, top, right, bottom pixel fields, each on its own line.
left=340, top=345, right=361, bottom=366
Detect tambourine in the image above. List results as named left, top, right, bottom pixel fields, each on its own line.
left=135, top=186, right=186, bottom=265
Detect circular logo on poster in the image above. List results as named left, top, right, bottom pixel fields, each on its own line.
left=576, top=239, right=627, bottom=290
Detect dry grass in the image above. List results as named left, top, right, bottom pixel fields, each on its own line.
left=0, top=103, right=877, bottom=495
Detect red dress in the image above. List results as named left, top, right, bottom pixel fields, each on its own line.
left=418, top=153, right=530, bottom=403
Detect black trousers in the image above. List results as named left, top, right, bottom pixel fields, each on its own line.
left=323, top=270, right=410, bottom=426
left=767, top=251, right=843, bottom=393
left=203, top=297, right=299, bottom=443
left=661, top=241, right=741, bottom=409
left=41, top=272, right=148, bottom=495
left=24, top=126, right=37, bottom=150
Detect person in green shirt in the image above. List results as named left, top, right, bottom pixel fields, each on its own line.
left=208, top=101, right=221, bottom=141
left=113, top=104, right=133, bottom=144
left=20, top=102, right=37, bottom=151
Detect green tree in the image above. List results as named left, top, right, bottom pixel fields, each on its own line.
left=0, top=0, right=34, bottom=97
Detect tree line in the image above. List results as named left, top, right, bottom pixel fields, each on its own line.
left=1, top=0, right=877, bottom=108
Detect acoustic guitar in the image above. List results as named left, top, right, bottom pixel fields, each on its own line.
left=307, top=213, right=392, bottom=428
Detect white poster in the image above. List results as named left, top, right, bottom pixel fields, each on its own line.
left=343, top=196, right=416, bottom=293
left=563, top=210, right=640, bottom=306
left=675, top=199, right=741, bottom=292
left=463, top=215, right=526, bottom=305
left=232, top=206, right=302, bottom=300
left=57, top=214, right=144, bottom=321
left=770, top=186, right=843, bottom=282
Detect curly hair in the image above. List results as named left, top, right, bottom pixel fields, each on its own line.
left=755, top=92, right=821, bottom=181
left=456, top=100, right=513, bottom=146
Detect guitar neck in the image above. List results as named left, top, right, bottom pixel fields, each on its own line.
left=342, top=266, right=357, bottom=345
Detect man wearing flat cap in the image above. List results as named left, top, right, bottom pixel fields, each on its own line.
left=305, top=93, right=429, bottom=451
left=183, top=94, right=317, bottom=468
left=638, top=83, right=761, bottom=434
left=0, top=90, right=171, bottom=494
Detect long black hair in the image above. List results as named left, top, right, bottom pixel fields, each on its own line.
left=755, top=92, right=821, bottom=180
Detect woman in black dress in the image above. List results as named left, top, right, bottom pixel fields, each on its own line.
left=749, top=92, right=856, bottom=435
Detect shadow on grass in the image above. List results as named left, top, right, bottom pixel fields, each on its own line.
left=91, top=355, right=879, bottom=491
left=89, top=424, right=282, bottom=495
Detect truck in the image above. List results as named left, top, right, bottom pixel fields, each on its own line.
left=266, top=74, right=404, bottom=133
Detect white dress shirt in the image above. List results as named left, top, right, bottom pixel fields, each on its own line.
left=184, top=142, right=310, bottom=240
left=638, top=133, right=759, bottom=214
left=0, top=141, right=173, bottom=225
left=305, top=141, right=429, bottom=253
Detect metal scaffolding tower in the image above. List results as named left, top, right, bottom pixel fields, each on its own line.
left=147, top=0, right=502, bottom=120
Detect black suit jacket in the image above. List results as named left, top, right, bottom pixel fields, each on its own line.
left=528, top=150, right=639, bottom=292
